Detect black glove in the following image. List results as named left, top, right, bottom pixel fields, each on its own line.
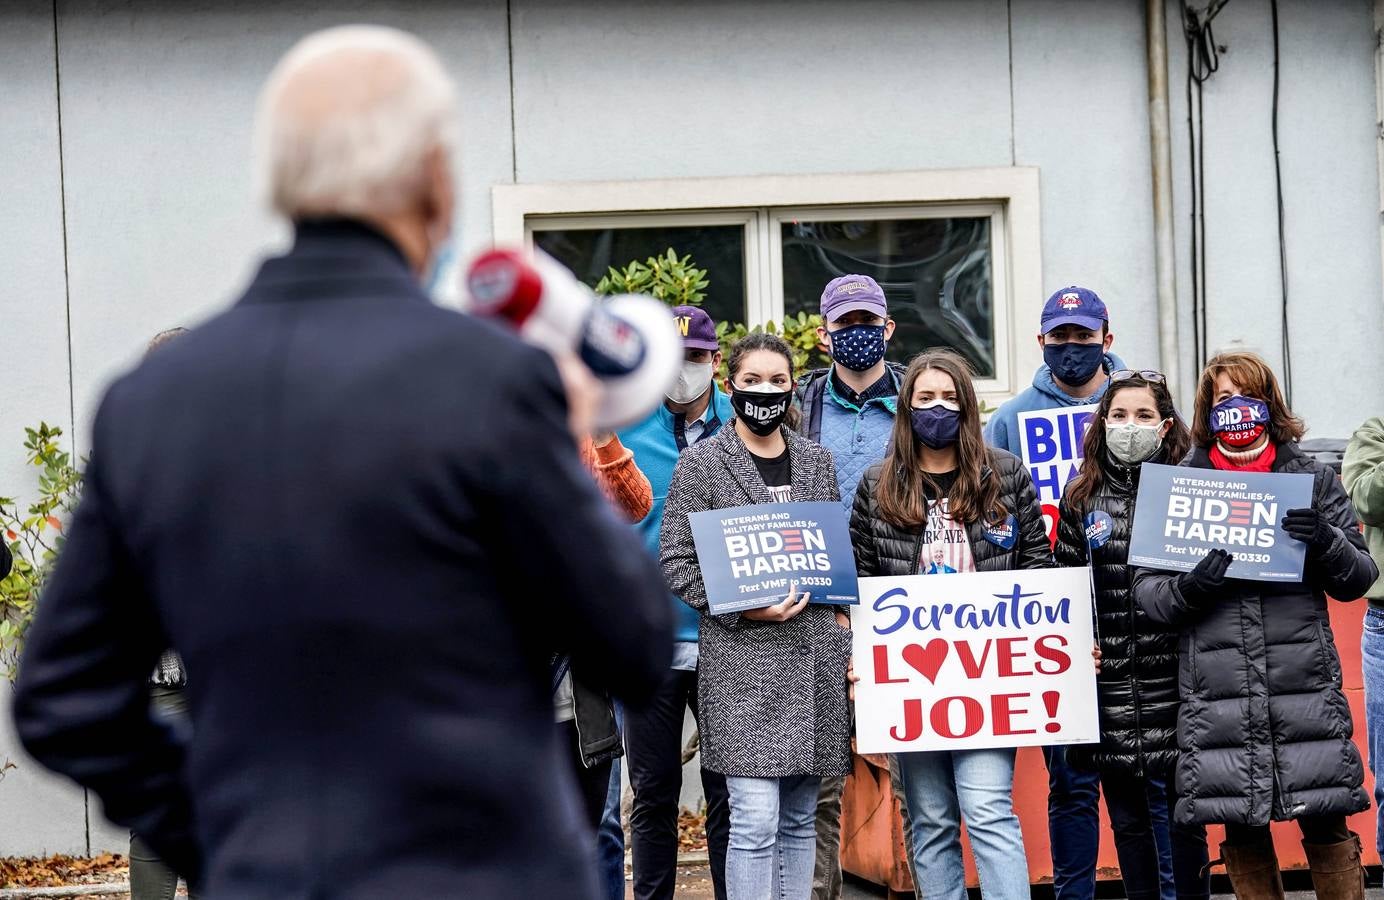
left=1177, top=548, right=1233, bottom=603
left=1281, top=507, right=1336, bottom=552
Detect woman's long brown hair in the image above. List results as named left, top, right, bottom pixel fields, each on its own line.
left=1064, top=374, right=1191, bottom=510
left=875, top=349, right=1005, bottom=528
left=1188, top=350, right=1304, bottom=448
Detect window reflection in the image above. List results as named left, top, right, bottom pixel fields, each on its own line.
left=781, top=217, right=994, bottom=376
left=534, top=225, right=747, bottom=329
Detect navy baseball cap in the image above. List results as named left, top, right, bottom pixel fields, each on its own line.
left=1040, top=286, right=1108, bottom=333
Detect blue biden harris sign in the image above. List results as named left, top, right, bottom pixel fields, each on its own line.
left=690, top=501, right=860, bottom=614
left=1128, top=463, right=1314, bottom=582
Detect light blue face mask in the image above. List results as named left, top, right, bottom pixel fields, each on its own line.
left=423, top=240, right=458, bottom=303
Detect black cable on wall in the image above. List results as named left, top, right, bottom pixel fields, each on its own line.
left=1270, top=0, right=1293, bottom=406
left=1182, top=0, right=1228, bottom=372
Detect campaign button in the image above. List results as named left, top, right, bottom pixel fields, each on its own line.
left=982, top=515, right=1019, bottom=550
left=1085, top=511, right=1114, bottom=550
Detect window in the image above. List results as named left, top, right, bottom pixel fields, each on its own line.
left=776, top=209, right=996, bottom=376
left=494, top=169, right=1040, bottom=399
left=531, top=212, right=752, bottom=337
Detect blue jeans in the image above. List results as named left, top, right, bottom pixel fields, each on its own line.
left=1363, top=607, right=1384, bottom=857
left=725, top=774, right=819, bottom=900
left=599, top=757, right=625, bottom=900
left=897, top=748, right=1029, bottom=900
left=1044, top=745, right=1101, bottom=900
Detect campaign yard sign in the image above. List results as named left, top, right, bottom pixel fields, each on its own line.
left=851, top=568, right=1098, bottom=754
left=690, top=501, right=859, bottom=615
left=1128, top=463, right=1315, bottom=582
left=1016, top=405, right=1098, bottom=546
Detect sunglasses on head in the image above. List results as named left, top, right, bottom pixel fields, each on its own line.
left=1110, top=369, right=1167, bottom=385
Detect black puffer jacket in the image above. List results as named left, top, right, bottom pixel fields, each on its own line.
left=1055, top=455, right=1178, bottom=778
left=1132, top=442, right=1379, bottom=826
left=850, top=449, right=1052, bottom=576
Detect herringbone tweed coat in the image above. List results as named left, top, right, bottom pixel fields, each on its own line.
left=660, top=424, right=853, bottom=778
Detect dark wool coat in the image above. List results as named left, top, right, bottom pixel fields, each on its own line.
left=1132, top=442, right=1379, bottom=826
left=660, top=425, right=853, bottom=778
left=11, top=221, right=673, bottom=900
left=848, top=449, right=1053, bottom=578
left=1055, top=455, right=1179, bottom=778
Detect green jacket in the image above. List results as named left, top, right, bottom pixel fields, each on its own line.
left=1344, top=416, right=1384, bottom=603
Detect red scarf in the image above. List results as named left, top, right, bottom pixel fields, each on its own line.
left=1209, top=441, right=1278, bottom=473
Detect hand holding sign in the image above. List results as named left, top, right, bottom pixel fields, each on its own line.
left=741, top=583, right=810, bottom=622
left=1177, top=548, right=1233, bottom=604
left=1281, top=507, right=1335, bottom=553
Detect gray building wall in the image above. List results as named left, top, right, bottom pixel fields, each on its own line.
left=0, top=0, right=1380, bottom=857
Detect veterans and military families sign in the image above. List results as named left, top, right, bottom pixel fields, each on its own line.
left=1017, top=405, right=1097, bottom=546
left=850, top=568, right=1099, bottom=754
left=690, top=501, right=859, bottom=614
left=1129, top=463, right=1315, bottom=582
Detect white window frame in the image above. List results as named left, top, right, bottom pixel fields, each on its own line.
left=520, top=208, right=773, bottom=325
left=493, top=168, right=1042, bottom=402
left=768, top=202, right=1011, bottom=395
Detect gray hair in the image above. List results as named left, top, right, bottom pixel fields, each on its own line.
left=146, top=327, right=189, bottom=357
left=253, top=26, right=459, bottom=220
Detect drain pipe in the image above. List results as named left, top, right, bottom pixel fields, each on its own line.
left=1374, top=0, right=1384, bottom=293
left=1147, top=0, right=1181, bottom=402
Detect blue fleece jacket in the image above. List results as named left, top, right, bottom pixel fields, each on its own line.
left=617, top=388, right=734, bottom=644
left=985, top=352, right=1126, bottom=455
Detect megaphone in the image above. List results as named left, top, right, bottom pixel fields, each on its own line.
left=465, top=248, right=682, bottom=431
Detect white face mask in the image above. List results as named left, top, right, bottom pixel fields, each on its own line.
left=1105, top=421, right=1167, bottom=466
left=666, top=360, right=714, bottom=405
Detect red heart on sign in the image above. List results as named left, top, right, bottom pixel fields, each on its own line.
left=901, top=639, right=949, bottom=684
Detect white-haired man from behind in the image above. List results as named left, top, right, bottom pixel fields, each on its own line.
left=12, top=25, right=672, bottom=900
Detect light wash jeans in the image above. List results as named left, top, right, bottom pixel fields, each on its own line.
left=896, top=748, right=1029, bottom=900
left=1363, top=607, right=1384, bottom=857
left=725, top=774, right=819, bottom=900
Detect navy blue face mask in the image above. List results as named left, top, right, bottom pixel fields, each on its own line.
left=910, top=403, right=962, bottom=449
left=828, top=324, right=887, bottom=372
left=1043, top=341, right=1105, bottom=386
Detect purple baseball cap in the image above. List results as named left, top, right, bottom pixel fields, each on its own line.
left=671, top=305, right=720, bottom=351
left=1040, top=286, right=1108, bottom=333
left=820, top=274, right=888, bottom=323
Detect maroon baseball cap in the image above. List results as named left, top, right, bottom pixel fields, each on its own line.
left=671, top=305, right=720, bottom=351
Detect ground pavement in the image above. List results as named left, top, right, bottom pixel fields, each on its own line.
left=628, top=870, right=1384, bottom=899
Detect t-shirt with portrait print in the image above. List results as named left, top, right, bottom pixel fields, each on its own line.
left=918, top=470, right=975, bottom=575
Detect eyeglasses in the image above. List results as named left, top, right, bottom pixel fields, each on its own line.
left=1110, top=369, right=1166, bottom=385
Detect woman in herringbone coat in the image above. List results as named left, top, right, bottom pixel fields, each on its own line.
left=660, top=332, right=852, bottom=900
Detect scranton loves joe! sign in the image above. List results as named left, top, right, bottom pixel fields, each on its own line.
left=1128, top=463, right=1315, bottom=582
left=1017, top=405, right=1097, bottom=547
left=851, top=569, right=1098, bottom=753
left=690, top=501, right=859, bottom=614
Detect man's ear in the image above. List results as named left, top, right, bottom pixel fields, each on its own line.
left=424, top=145, right=455, bottom=242
left=1102, top=330, right=1115, bottom=353
left=1035, top=333, right=1047, bottom=353
left=883, top=318, right=897, bottom=341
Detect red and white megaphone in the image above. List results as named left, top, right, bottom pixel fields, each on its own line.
left=465, top=248, right=681, bottom=431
